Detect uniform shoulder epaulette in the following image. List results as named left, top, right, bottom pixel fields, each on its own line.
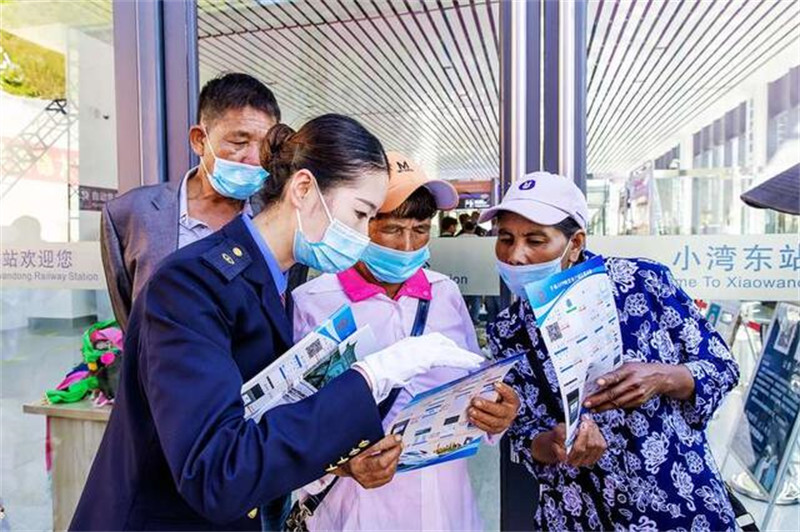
left=201, top=240, right=252, bottom=281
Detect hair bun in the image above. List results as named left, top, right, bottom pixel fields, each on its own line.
left=260, top=123, right=296, bottom=169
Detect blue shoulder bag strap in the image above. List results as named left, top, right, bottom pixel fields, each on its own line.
left=377, top=298, right=430, bottom=418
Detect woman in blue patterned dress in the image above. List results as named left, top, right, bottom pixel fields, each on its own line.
left=480, top=172, right=740, bottom=531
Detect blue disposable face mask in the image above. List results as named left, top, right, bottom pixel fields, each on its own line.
left=361, top=242, right=431, bottom=284
left=293, top=180, right=371, bottom=273
left=201, top=134, right=269, bottom=200
left=496, top=240, right=573, bottom=298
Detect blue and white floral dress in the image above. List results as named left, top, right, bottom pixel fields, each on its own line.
left=490, top=254, right=740, bottom=531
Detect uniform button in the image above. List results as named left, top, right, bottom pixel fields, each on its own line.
left=325, top=463, right=338, bottom=473
left=337, top=456, right=349, bottom=465
left=359, top=440, right=370, bottom=448
left=248, top=508, right=258, bottom=519
left=232, top=247, right=243, bottom=257
left=349, top=447, right=361, bottom=457
left=222, top=253, right=234, bottom=265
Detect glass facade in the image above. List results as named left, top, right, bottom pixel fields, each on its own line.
left=1, top=1, right=116, bottom=529
left=585, top=1, right=799, bottom=527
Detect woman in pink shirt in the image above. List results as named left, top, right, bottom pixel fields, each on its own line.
left=291, top=153, right=519, bottom=531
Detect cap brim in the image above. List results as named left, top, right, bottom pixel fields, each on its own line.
left=478, top=199, right=570, bottom=226
left=741, top=163, right=800, bottom=215
left=379, top=179, right=459, bottom=213
left=423, top=180, right=459, bottom=211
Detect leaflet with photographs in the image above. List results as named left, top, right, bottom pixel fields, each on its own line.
left=389, top=354, right=522, bottom=472
left=241, top=305, right=378, bottom=422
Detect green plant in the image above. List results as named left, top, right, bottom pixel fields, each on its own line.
left=0, top=29, right=65, bottom=98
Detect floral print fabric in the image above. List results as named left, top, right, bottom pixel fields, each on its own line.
left=489, top=255, right=739, bottom=531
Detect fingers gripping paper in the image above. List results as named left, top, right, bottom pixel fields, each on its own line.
left=388, top=355, right=522, bottom=472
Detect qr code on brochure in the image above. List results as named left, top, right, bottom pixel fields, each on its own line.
left=546, top=322, right=563, bottom=342
left=306, top=338, right=323, bottom=358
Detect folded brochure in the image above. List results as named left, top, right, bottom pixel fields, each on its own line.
left=241, top=305, right=378, bottom=422
left=388, top=354, right=523, bottom=472
left=523, top=255, right=623, bottom=448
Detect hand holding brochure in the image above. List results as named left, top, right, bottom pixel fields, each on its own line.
left=241, top=305, right=378, bottom=421
left=388, top=354, right=522, bottom=472
left=523, top=255, right=623, bottom=448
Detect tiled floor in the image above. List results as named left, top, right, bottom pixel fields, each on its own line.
left=2, top=326, right=84, bottom=531
left=1, top=326, right=799, bottom=531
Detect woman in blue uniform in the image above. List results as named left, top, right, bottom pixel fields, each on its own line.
left=70, top=115, right=482, bottom=531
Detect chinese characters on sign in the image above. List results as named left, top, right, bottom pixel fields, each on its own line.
left=673, top=243, right=800, bottom=273
left=591, top=235, right=800, bottom=300
left=430, top=234, right=800, bottom=301
left=78, top=186, right=117, bottom=211
left=0, top=242, right=104, bottom=289
left=3, top=248, right=74, bottom=269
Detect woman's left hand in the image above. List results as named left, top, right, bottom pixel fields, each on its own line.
left=583, top=362, right=693, bottom=412
left=468, top=382, right=521, bottom=434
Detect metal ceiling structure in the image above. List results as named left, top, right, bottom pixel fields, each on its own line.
left=7, top=1, right=796, bottom=182
left=586, top=0, right=800, bottom=175
left=197, top=0, right=501, bottom=182
left=0, top=0, right=113, bottom=43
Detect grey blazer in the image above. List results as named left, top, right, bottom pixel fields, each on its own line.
left=100, top=180, right=307, bottom=330
left=100, top=181, right=182, bottom=331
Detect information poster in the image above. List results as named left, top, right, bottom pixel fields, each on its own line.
left=241, top=306, right=378, bottom=421
left=731, top=302, right=800, bottom=495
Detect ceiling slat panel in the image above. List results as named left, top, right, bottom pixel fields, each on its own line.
left=198, top=0, right=498, bottom=181
left=588, top=0, right=799, bottom=174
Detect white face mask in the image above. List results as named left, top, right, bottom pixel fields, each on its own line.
left=200, top=131, right=268, bottom=200
left=292, top=178, right=370, bottom=273
left=495, top=239, right=573, bottom=298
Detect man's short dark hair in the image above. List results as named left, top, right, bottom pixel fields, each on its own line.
left=461, top=220, right=477, bottom=233
left=441, top=216, right=458, bottom=232
left=198, top=73, right=281, bottom=125
left=458, top=213, right=470, bottom=224
left=376, top=187, right=438, bottom=221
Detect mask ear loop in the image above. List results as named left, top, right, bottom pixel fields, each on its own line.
left=560, top=236, right=576, bottom=268
left=309, top=173, right=334, bottom=224
left=295, top=172, right=333, bottom=242
left=202, top=126, right=219, bottom=159
left=200, top=125, right=217, bottom=176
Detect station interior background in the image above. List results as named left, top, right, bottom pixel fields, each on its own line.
left=1, top=0, right=799, bottom=530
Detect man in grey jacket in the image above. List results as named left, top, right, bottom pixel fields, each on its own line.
left=102, top=73, right=282, bottom=330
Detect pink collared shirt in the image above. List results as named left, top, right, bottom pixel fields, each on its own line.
left=292, top=267, right=483, bottom=531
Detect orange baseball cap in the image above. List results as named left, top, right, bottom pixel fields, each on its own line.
left=380, top=152, right=459, bottom=213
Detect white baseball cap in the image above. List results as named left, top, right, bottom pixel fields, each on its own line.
left=478, top=172, right=589, bottom=228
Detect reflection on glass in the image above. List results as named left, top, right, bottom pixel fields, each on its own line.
left=1, top=1, right=115, bottom=529
left=585, top=0, right=799, bottom=238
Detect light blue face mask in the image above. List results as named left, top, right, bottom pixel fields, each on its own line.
left=496, top=240, right=573, bottom=298
left=361, top=242, right=431, bottom=284
left=201, top=135, right=269, bottom=200
left=293, top=180, right=371, bottom=273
